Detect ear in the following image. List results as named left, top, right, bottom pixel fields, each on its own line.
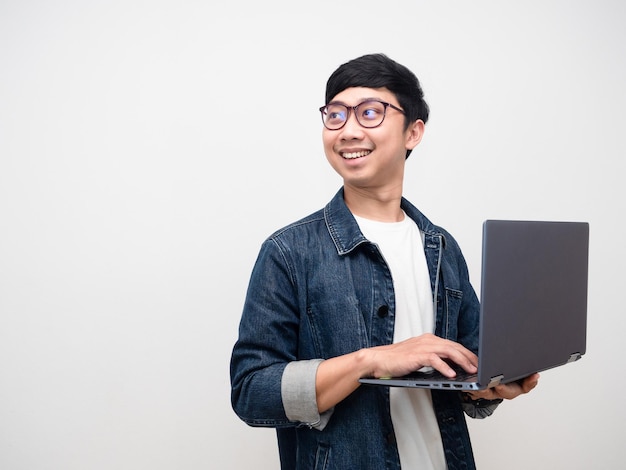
left=405, top=119, right=425, bottom=151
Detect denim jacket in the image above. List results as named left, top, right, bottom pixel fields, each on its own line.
left=231, top=188, right=497, bottom=469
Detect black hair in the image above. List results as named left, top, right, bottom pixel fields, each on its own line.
left=325, top=53, right=430, bottom=126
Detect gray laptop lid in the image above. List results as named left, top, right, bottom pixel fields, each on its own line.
left=476, top=219, right=588, bottom=386
left=359, top=219, right=589, bottom=390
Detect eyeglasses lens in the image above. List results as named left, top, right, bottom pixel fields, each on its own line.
left=322, top=101, right=387, bottom=130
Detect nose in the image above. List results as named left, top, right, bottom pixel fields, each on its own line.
left=339, top=111, right=365, bottom=138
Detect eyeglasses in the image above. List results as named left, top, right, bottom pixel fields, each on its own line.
left=319, top=99, right=405, bottom=130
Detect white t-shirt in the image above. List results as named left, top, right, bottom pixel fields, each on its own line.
left=355, top=213, right=446, bottom=470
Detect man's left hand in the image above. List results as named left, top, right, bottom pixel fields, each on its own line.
left=467, top=373, right=540, bottom=401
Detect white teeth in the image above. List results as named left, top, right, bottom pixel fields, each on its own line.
left=342, top=150, right=370, bottom=159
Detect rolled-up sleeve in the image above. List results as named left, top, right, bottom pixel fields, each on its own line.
left=461, top=395, right=503, bottom=419
left=281, top=359, right=334, bottom=431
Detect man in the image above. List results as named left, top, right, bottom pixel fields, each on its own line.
left=230, top=53, right=539, bottom=469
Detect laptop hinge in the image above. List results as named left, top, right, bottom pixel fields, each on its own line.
left=568, top=352, right=582, bottom=363
left=488, top=375, right=504, bottom=387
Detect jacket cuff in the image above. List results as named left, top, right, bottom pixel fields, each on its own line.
left=461, top=394, right=503, bottom=419
left=281, top=359, right=334, bottom=430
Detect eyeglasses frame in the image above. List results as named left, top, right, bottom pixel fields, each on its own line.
left=319, top=99, right=406, bottom=131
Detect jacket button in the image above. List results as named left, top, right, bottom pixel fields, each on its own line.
left=377, top=305, right=389, bottom=318
left=385, top=431, right=396, bottom=445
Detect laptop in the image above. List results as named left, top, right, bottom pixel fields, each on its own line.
left=359, top=219, right=589, bottom=391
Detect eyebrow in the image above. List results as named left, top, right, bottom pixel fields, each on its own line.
left=327, top=97, right=386, bottom=106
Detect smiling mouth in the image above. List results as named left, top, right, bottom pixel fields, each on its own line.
left=341, top=150, right=371, bottom=160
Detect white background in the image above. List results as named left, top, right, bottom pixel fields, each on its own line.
left=1, top=1, right=624, bottom=469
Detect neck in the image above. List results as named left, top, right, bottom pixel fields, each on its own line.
left=343, top=183, right=404, bottom=222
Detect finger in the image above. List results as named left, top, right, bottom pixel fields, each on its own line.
left=422, top=337, right=477, bottom=369
left=435, top=353, right=478, bottom=378
left=493, top=383, right=520, bottom=400
left=467, top=389, right=497, bottom=401
left=444, top=348, right=478, bottom=373
left=521, top=373, right=540, bottom=393
left=426, top=354, right=458, bottom=378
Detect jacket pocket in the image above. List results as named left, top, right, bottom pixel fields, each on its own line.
left=306, top=296, right=366, bottom=357
left=443, top=287, right=463, bottom=339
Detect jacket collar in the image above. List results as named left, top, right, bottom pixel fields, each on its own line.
left=324, top=187, right=444, bottom=255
